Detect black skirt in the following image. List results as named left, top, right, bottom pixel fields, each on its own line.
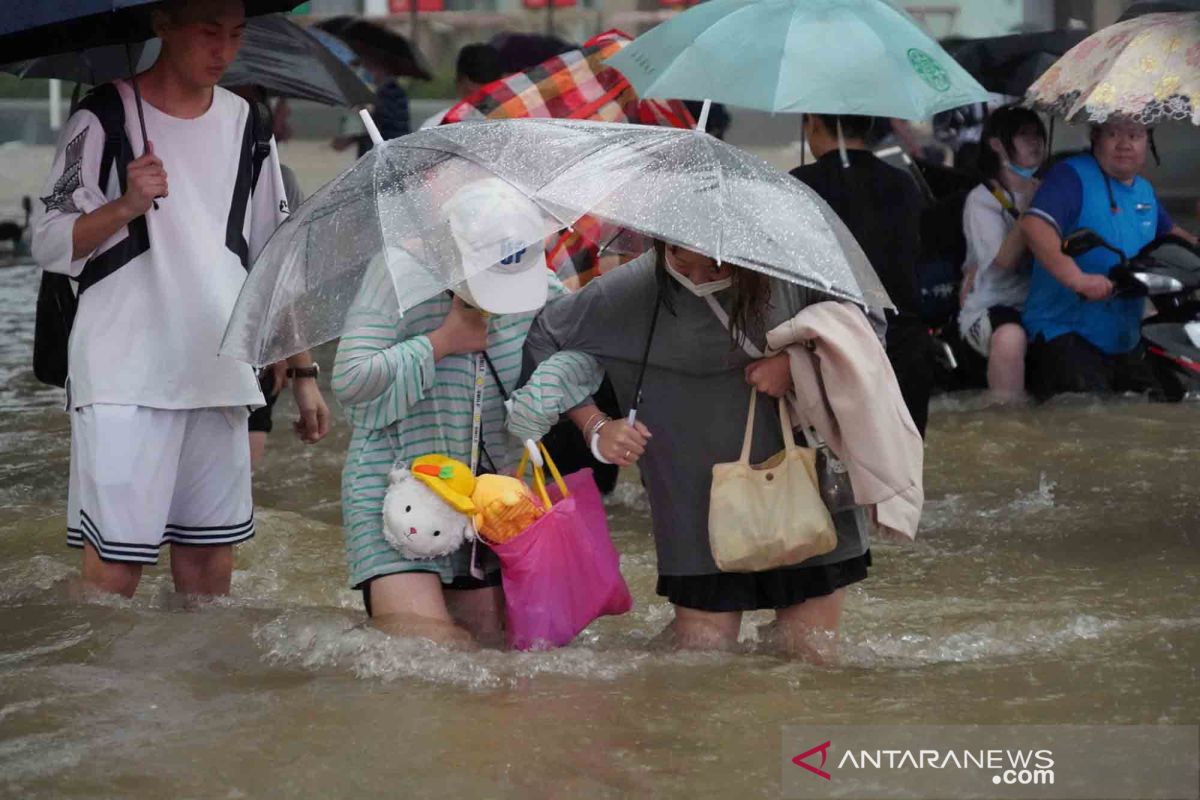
left=656, top=551, right=871, bottom=613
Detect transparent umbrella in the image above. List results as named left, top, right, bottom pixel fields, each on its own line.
left=221, top=118, right=889, bottom=366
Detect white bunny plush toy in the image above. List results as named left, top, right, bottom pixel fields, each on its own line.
left=381, top=456, right=477, bottom=561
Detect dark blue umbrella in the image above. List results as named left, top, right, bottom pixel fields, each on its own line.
left=3, top=15, right=374, bottom=107
left=1, top=0, right=302, bottom=182
left=0, top=1, right=301, bottom=63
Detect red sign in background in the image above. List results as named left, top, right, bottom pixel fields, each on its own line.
left=389, top=0, right=445, bottom=12
left=522, top=0, right=578, bottom=8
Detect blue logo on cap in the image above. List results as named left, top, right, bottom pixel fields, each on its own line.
left=500, top=244, right=527, bottom=265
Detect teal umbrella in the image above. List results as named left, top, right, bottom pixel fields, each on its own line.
left=606, top=0, right=988, bottom=120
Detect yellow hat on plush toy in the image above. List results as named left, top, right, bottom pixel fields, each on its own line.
left=410, top=455, right=476, bottom=515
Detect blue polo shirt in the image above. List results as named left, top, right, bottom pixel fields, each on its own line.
left=1022, top=153, right=1172, bottom=354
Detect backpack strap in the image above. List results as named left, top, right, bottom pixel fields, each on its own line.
left=74, top=83, right=150, bottom=294
left=76, top=84, right=124, bottom=204
left=249, top=99, right=273, bottom=191
left=225, top=98, right=274, bottom=269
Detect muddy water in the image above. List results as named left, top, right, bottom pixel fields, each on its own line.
left=0, top=262, right=1197, bottom=799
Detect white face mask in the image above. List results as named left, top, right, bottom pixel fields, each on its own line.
left=664, top=249, right=733, bottom=297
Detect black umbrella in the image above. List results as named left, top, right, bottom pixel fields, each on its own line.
left=0, top=0, right=300, bottom=63
left=4, top=15, right=373, bottom=107
left=943, top=30, right=1087, bottom=97
left=0, top=0, right=301, bottom=170
left=487, top=32, right=575, bottom=75
left=315, top=16, right=431, bottom=81
left=1119, top=0, right=1200, bottom=20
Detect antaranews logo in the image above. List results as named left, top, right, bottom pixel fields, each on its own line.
left=783, top=725, right=1198, bottom=800
left=790, top=739, right=1055, bottom=787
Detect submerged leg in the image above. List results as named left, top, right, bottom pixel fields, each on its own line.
left=366, top=571, right=477, bottom=649
left=445, top=585, right=506, bottom=649
left=771, top=589, right=846, bottom=665
left=660, top=606, right=743, bottom=651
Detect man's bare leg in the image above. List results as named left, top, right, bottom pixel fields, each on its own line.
left=81, top=542, right=142, bottom=598
left=367, top=572, right=477, bottom=649
left=248, top=431, right=267, bottom=469
left=170, top=543, right=233, bottom=596
left=772, top=589, right=846, bottom=664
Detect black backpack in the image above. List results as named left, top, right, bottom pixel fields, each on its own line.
left=32, top=85, right=273, bottom=388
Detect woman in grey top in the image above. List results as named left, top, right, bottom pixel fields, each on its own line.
left=510, top=242, right=872, bottom=659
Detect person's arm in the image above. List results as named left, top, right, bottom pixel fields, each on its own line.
left=507, top=350, right=605, bottom=441
left=332, top=266, right=486, bottom=430
left=1168, top=225, right=1198, bottom=247
left=1020, top=214, right=1113, bottom=301
left=1019, top=162, right=1112, bottom=300
left=32, top=111, right=164, bottom=276
left=991, top=224, right=1029, bottom=271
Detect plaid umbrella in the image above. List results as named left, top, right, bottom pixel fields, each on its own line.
left=443, top=30, right=694, bottom=286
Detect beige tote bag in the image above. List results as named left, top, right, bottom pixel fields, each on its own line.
left=708, top=389, right=838, bottom=572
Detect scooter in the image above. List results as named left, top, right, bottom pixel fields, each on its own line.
left=1062, top=229, right=1200, bottom=399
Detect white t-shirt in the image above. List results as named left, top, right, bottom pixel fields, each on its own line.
left=32, top=81, right=288, bottom=410
left=958, top=183, right=1032, bottom=338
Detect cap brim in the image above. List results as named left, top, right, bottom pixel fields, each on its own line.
left=462, top=249, right=550, bottom=315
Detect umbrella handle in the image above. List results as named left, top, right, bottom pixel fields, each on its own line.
left=626, top=409, right=638, bottom=426
left=695, top=99, right=711, bottom=133
left=124, top=42, right=158, bottom=210
left=359, top=109, right=384, bottom=146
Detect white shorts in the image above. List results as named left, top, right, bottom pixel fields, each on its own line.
left=67, top=405, right=254, bottom=564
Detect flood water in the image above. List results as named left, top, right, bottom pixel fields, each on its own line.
left=0, top=262, right=1197, bottom=798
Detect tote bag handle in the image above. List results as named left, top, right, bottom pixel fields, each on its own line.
left=738, top=388, right=798, bottom=464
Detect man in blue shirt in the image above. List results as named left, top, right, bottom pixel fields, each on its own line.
left=1019, top=118, right=1196, bottom=399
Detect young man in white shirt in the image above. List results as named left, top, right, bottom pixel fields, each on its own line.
left=32, top=0, right=330, bottom=598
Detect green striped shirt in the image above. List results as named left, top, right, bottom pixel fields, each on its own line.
left=333, top=259, right=566, bottom=587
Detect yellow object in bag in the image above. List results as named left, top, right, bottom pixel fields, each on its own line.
left=708, top=389, right=838, bottom=572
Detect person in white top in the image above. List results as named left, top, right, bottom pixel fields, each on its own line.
left=31, top=0, right=330, bottom=598
left=957, top=106, right=1047, bottom=402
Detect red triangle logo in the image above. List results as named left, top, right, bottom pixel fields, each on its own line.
left=792, top=740, right=832, bottom=780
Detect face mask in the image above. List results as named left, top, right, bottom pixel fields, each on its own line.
left=1007, top=162, right=1038, bottom=180
left=664, top=250, right=733, bottom=297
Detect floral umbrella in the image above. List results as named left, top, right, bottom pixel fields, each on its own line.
left=1025, top=11, right=1200, bottom=125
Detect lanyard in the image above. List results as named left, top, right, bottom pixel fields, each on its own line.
left=469, top=351, right=487, bottom=476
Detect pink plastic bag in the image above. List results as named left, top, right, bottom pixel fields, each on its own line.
left=490, top=467, right=633, bottom=651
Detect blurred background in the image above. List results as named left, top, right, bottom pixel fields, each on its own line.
left=0, top=0, right=1193, bottom=230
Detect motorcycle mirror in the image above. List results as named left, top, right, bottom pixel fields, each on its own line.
left=1062, top=229, right=1106, bottom=258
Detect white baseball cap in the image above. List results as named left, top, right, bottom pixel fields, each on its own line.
left=444, top=178, right=550, bottom=315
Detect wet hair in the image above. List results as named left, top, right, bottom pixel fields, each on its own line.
left=811, top=114, right=876, bottom=142
left=976, top=105, right=1047, bottom=180
left=456, top=44, right=503, bottom=86
left=652, top=240, right=771, bottom=347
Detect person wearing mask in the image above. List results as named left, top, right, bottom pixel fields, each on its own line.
left=1019, top=118, right=1197, bottom=398
left=420, top=43, right=504, bottom=130
left=505, top=242, right=878, bottom=661
left=958, top=105, right=1047, bottom=402
left=790, top=114, right=934, bottom=435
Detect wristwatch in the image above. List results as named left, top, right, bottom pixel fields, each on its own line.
left=286, top=364, right=320, bottom=380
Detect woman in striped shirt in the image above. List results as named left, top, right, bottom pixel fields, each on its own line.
left=333, top=236, right=567, bottom=646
